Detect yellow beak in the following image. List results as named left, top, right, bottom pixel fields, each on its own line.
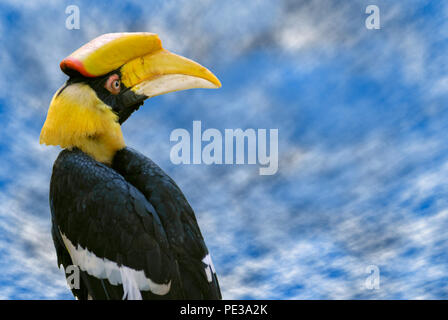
left=120, top=48, right=221, bottom=98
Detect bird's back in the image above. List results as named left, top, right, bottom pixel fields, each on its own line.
left=113, top=148, right=221, bottom=299
left=50, top=147, right=221, bottom=299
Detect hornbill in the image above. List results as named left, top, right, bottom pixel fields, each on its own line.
left=39, top=33, right=221, bottom=300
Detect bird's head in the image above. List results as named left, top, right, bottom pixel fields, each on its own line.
left=40, top=32, right=220, bottom=164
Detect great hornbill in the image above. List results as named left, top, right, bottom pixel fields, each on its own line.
left=39, top=33, right=221, bottom=300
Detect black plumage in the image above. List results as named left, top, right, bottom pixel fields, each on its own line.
left=50, top=147, right=221, bottom=299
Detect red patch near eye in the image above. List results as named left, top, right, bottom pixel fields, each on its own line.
left=60, top=57, right=96, bottom=77
left=105, top=74, right=121, bottom=95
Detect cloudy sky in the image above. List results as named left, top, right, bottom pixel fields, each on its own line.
left=1, top=0, right=448, bottom=299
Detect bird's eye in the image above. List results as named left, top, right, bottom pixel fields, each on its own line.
left=105, top=74, right=121, bottom=94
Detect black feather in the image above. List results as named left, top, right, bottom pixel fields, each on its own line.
left=49, top=147, right=221, bottom=299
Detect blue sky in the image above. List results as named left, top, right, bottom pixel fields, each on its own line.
left=1, top=0, right=448, bottom=299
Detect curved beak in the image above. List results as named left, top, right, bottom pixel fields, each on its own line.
left=120, top=49, right=221, bottom=99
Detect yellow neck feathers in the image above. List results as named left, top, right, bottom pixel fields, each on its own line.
left=40, top=83, right=125, bottom=164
